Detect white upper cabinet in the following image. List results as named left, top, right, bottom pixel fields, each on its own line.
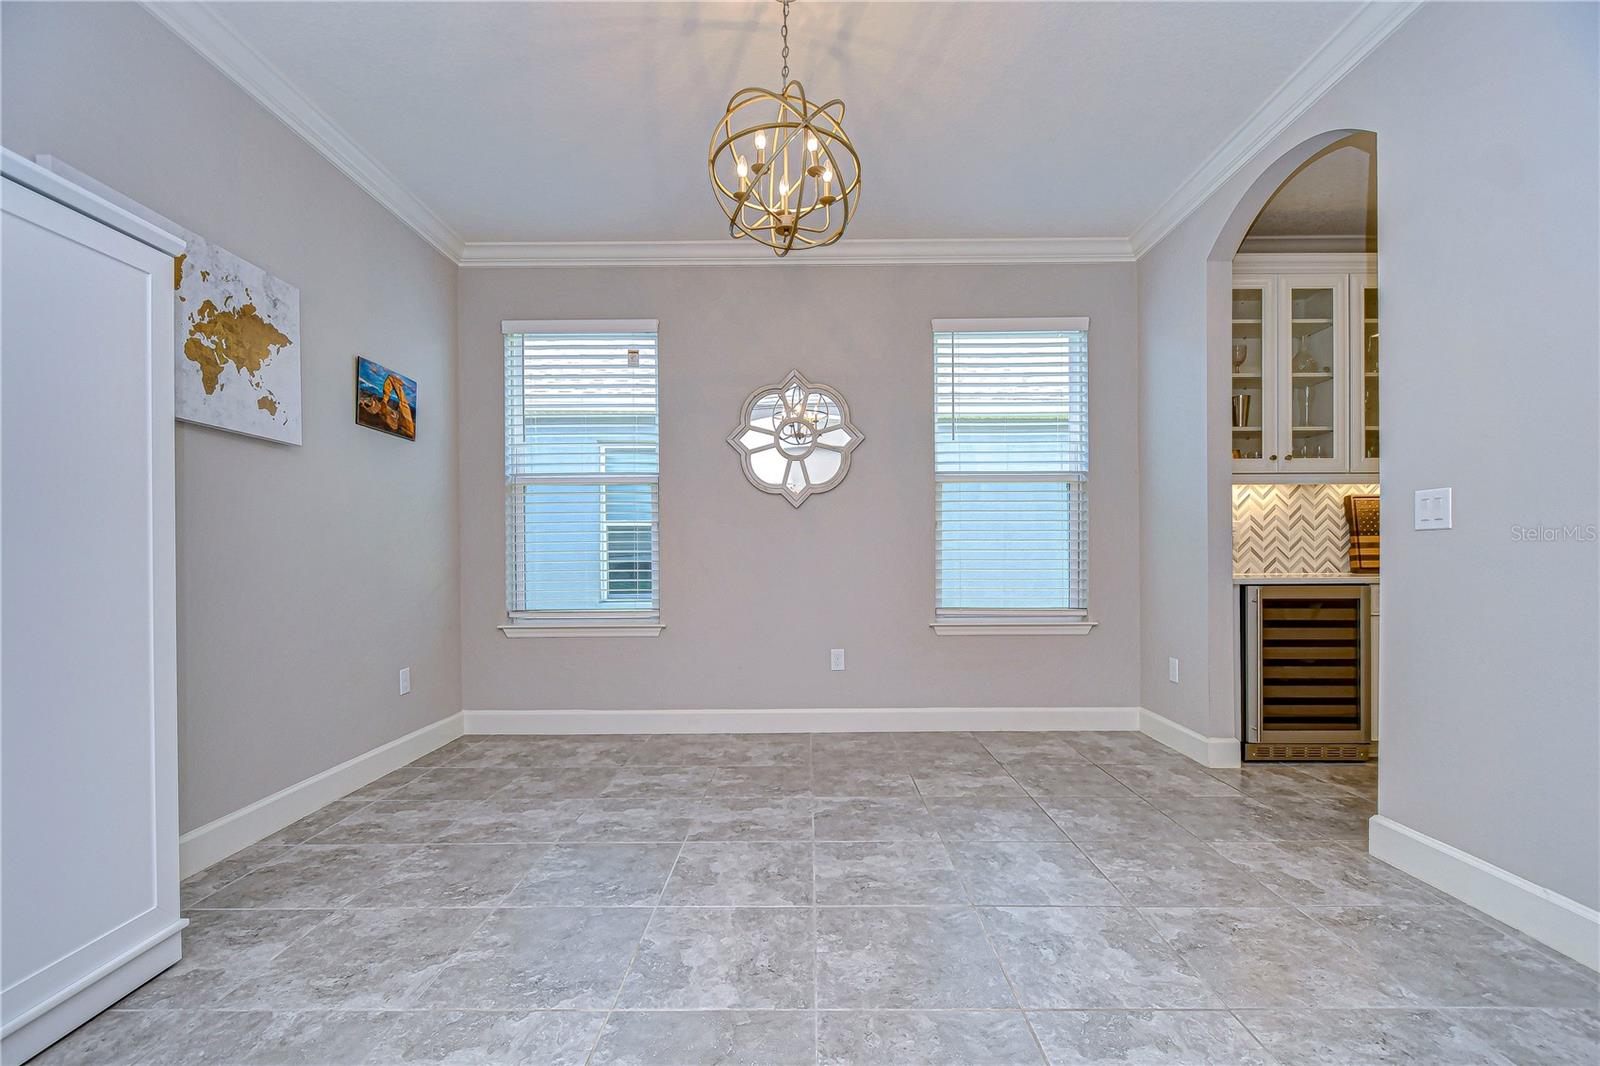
left=1230, top=255, right=1378, bottom=479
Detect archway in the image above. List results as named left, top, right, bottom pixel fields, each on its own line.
left=1202, top=128, right=1380, bottom=775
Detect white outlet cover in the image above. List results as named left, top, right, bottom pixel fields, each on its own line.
left=399, top=667, right=411, bottom=695
left=830, top=648, right=845, bottom=671
left=1415, top=487, right=1453, bottom=530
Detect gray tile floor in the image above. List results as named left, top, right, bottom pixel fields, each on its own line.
left=39, top=731, right=1598, bottom=1065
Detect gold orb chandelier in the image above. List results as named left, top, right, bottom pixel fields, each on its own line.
left=708, top=0, right=860, bottom=256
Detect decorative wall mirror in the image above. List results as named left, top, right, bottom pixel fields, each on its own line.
left=726, top=370, right=863, bottom=507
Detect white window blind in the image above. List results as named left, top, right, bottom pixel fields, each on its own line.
left=504, top=323, right=659, bottom=625
left=933, top=320, right=1088, bottom=622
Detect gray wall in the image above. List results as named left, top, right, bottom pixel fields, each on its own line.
left=1139, top=2, right=1599, bottom=907
left=458, top=264, right=1140, bottom=712
left=1, top=2, right=462, bottom=831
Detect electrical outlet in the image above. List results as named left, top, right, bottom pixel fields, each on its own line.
left=830, top=648, right=846, bottom=671
left=399, top=667, right=411, bottom=695
left=1168, top=657, right=1180, bottom=684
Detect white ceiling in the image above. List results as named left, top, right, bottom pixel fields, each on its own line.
left=1247, top=137, right=1376, bottom=237
left=196, top=1, right=1371, bottom=249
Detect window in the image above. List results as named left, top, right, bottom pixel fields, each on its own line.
left=932, top=319, right=1092, bottom=635
left=503, top=321, right=661, bottom=635
left=599, top=446, right=654, bottom=603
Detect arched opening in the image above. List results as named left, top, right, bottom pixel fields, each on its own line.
left=1204, top=128, right=1382, bottom=795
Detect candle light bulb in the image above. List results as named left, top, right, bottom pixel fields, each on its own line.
left=806, top=134, right=820, bottom=153
left=753, top=132, right=767, bottom=151
left=736, top=157, right=748, bottom=178
left=779, top=179, right=789, bottom=198
left=822, top=168, right=834, bottom=184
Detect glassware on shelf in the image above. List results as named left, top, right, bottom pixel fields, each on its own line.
left=1291, top=334, right=1318, bottom=374
left=1232, top=343, right=1249, bottom=371
left=1366, top=331, right=1379, bottom=372
left=1231, top=394, right=1252, bottom=428
left=1294, top=384, right=1314, bottom=425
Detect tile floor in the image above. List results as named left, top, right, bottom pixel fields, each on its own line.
left=38, top=731, right=1599, bottom=1065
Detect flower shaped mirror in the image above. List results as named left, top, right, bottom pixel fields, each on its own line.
left=726, top=370, right=863, bottom=507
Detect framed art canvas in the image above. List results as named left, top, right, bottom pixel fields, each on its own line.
left=355, top=356, right=417, bottom=441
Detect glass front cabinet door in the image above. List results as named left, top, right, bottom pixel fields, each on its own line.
left=1351, top=277, right=1379, bottom=473
left=1278, top=275, right=1349, bottom=473
left=1230, top=279, right=1276, bottom=474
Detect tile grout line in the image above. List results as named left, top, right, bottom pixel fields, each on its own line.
left=810, top=733, right=821, bottom=1066
left=582, top=819, right=690, bottom=1066
left=967, top=883, right=1051, bottom=1065
left=1223, top=1007, right=1285, bottom=1064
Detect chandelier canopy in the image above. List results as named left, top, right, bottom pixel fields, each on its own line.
left=708, top=1, right=860, bottom=256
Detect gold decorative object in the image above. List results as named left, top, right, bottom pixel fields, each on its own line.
left=708, top=0, right=860, bottom=256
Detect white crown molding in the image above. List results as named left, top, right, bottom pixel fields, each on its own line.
left=458, top=236, right=1136, bottom=267
left=1233, top=251, right=1377, bottom=273
left=141, top=1, right=466, bottom=262
left=1128, top=1, right=1422, bottom=258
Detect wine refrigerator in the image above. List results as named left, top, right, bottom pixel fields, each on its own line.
left=1243, top=584, right=1373, bottom=761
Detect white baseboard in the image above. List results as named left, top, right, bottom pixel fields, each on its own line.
left=2, top=923, right=182, bottom=1066
left=1138, top=707, right=1241, bottom=768
left=1369, top=814, right=1599, bottom=971
left=178, top=713, right=464, bottom=879
left=463, top=706, right=1141, bottom=735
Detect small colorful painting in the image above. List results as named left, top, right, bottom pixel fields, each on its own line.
left=355, top=356, right=417, bottom=441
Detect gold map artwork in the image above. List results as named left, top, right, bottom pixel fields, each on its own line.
left=173, top=235, right=301, bottom=445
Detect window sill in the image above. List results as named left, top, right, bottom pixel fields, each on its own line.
left=500, top=622, right=664, bottom=639
left=929, top=618, right=1097, bottom=637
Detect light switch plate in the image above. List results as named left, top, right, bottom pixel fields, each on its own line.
left=399, top=667, right=411, bottom=695
left=1415, top=487, right=1453, bottom=530
left=1168, top=657, right=1180, bottom=684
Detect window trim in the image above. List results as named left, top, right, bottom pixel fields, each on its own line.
left=501, top=320, right=663, bottom=638
left=929, top=317, right=1093, bottom=636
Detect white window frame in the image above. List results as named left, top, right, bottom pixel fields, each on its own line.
left=930, top=317, right=1095, bottom=637
left=500, top=319, right=663, bottom=639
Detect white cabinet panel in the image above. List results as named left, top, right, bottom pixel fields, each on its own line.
left=2, top=162, right=182, bottom=1066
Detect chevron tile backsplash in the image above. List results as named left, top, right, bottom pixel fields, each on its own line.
left=1234, top=483, right=1379, bottom=575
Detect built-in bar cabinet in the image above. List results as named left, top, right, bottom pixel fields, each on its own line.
left=1231, top=254, right=1378, bottom=478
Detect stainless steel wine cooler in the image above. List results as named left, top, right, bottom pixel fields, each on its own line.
left=1243, top=584, right=1373, bottom=761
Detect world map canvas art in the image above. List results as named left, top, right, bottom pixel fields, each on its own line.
left=355, top=356, right=417, bottom=441
left=174, top=234, right=301, bottom=444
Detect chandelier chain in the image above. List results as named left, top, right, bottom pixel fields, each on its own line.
left=780, top=0, right=790, bottom=83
